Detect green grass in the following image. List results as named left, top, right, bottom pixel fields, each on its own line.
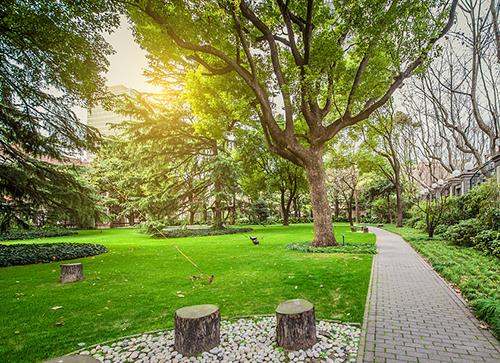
left=384, top=224, right=500, bottom=337
left=0, top=223, right=374, bottom=362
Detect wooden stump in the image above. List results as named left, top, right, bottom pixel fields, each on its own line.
left=350, top=226, right=357, bottom=232
left=276, top=299, right=316, bottom=350
left=363, top=226, right=369, bottom=233
left=60, top=263, right=84, bottom=283
left=174, top=304, right=220, bottom=356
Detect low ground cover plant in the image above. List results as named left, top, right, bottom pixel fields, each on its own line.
left=286, top=241, right=376, bottom=254
left=0, top=243, right=107, bottom=267
left=0, top=227, right=77, bottom=241
left=153, top=227, right=253, bottom=238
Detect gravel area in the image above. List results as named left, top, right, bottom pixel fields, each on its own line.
left=78, top=317, right=359, bottom=363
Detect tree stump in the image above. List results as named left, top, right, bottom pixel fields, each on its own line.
left=276, top=299, right=316, bottom=350
left=60, top=263, right=84, bottom=283
left=174, top=304, right=220, bottom=356
left=363, top=226, right=369, bottom=233
left=350, top=226, right=357, bottom=232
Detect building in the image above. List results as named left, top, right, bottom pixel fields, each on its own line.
left=87, top=85, right=139, bottom=136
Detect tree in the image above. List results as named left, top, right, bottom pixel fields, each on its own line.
left=238, top=128, right=307, bottom=226
left=102, top=92, right=241, bottom=230
left=361, top=103, right=410, bottom=227
left=0, top=0, right=121, bottom=228
left=127, top=0, right=458, bottom=246
left=404, top=0, right=499, bottom=174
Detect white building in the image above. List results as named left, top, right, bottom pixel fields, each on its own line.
left=87, top=85, right=139, bottom=136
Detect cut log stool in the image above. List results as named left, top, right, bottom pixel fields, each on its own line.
left=60, top=263, right=84, bottom=283
left=276, top=299, right=316, bottom=350
left=174, top=304, right=220, bottom=356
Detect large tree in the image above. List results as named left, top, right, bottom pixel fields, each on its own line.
left=0, top=1, right=121, bottom=228
left=361, top=104, right=411, bottom=227
left=128, top=0, right=458, bottom=246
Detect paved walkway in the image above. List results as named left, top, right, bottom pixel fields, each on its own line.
left=357, top=227, right=500, bottom=363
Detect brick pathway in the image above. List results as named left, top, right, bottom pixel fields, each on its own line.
left=357, top=227, right=500, bottom=363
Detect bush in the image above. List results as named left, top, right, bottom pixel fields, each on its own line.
left=472, top=230, right=500, bottom=258
left=289, top=217, right=313, bottom=224
left=443, top=218, right=482, bottom=247
left=286, top=241, right=376, bottom=254
left=0, top=243, right=107, bottom=267
left=0, top=227, right=77, bottom=241
left=153, top=227, right=253, bottom=238
left=434, top=224, right=448, bottom=236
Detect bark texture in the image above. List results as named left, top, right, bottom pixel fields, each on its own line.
left=60, top=263, right=84, bottom=283
left=276, top=299, right=317, bottom=350
left=305, top=152, right=336, bottom=246
left=174, top=304, right=220, bottom=356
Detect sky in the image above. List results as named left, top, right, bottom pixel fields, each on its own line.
left=76, top=17, right=156, bottom=123
left=103, top=17, right=159, bottom=94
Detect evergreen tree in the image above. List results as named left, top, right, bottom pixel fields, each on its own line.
left=0, top=1, right=121, bottom=229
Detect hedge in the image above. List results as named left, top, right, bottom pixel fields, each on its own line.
left=0, top=228, right=77, bottom=241
left=286, top=241, right=376, bottom=254
left=153, top=227, right=253, bottom=238
left=0, top=243, right=108, bottom=267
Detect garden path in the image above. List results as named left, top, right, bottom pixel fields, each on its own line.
left=357, top=227, right=500, bottom=363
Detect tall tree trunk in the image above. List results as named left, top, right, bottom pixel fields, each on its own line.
left=395, top=180, right=403, bottom=227
left=334, top=196, right=340, bottom=219
left=280, top=188, right=294, bottom=226
left=304, top=151, right=336, bottom=246
left=386, top=194, right=392, bottom=224
left=212, top=144, right=223, bottom=229
left=203, top=204, right=208, bottom=224
left=213, top=190, right=223, bottom=229
left=189, top=210, right=195, bottom=225
left=229, top=192, right=236, bottom=225
left=354, top=190, right=359, bottom=224
left=347, top=197, right=354, bottom=227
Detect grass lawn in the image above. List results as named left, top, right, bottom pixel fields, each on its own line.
left=384, top=224, right=500, bottom=337
left=0, top=223, right=374, bottom=362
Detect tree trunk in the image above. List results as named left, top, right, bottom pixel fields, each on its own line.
left=386, top=194, right=392, bottom=224
left=347, top=197, right=354, bottom=227
left=174, top=304, right=220, bottom=356
left=334, top=196, right=340, bottom=219
left=60, top=263, right=84, bottom=283
left=276, top=299, right=316, bottom=351
left=304, top=151, right=336, bottom=246
left=229, top=192, right=236, bottom=225
left=354, top=190, right=360, bottom=224
left=203, top=204, right=208, bottom=224
left=395, top=180, right=403, bottom=227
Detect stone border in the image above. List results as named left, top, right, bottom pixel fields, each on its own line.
left=65, top=315, right=361, bottom=357
left=355, top=245, right=376, bottom=363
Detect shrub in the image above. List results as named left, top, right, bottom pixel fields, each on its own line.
left=153, top=227, right=252, bottom=238
left=460, top=179, right=499, bottom=228
left=472, top=230, right=500, bottom=258
left=434, top=224, right=448, bottom=236
left=443, top=218, right=482, bottom=247
left=291, top=216, right=313, bottom=224
left=286, top=241, right=376, bottom=254
left=0, top=243, right=107, bottom=267
left=0, top=227, right=77, bottom=241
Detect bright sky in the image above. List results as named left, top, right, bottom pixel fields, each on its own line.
left=76, top=17, right=157, bottom=123
left=103, top=17, right=159, bottom=94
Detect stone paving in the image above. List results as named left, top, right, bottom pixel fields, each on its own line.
left=357, top=227, right=500, bottom=363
